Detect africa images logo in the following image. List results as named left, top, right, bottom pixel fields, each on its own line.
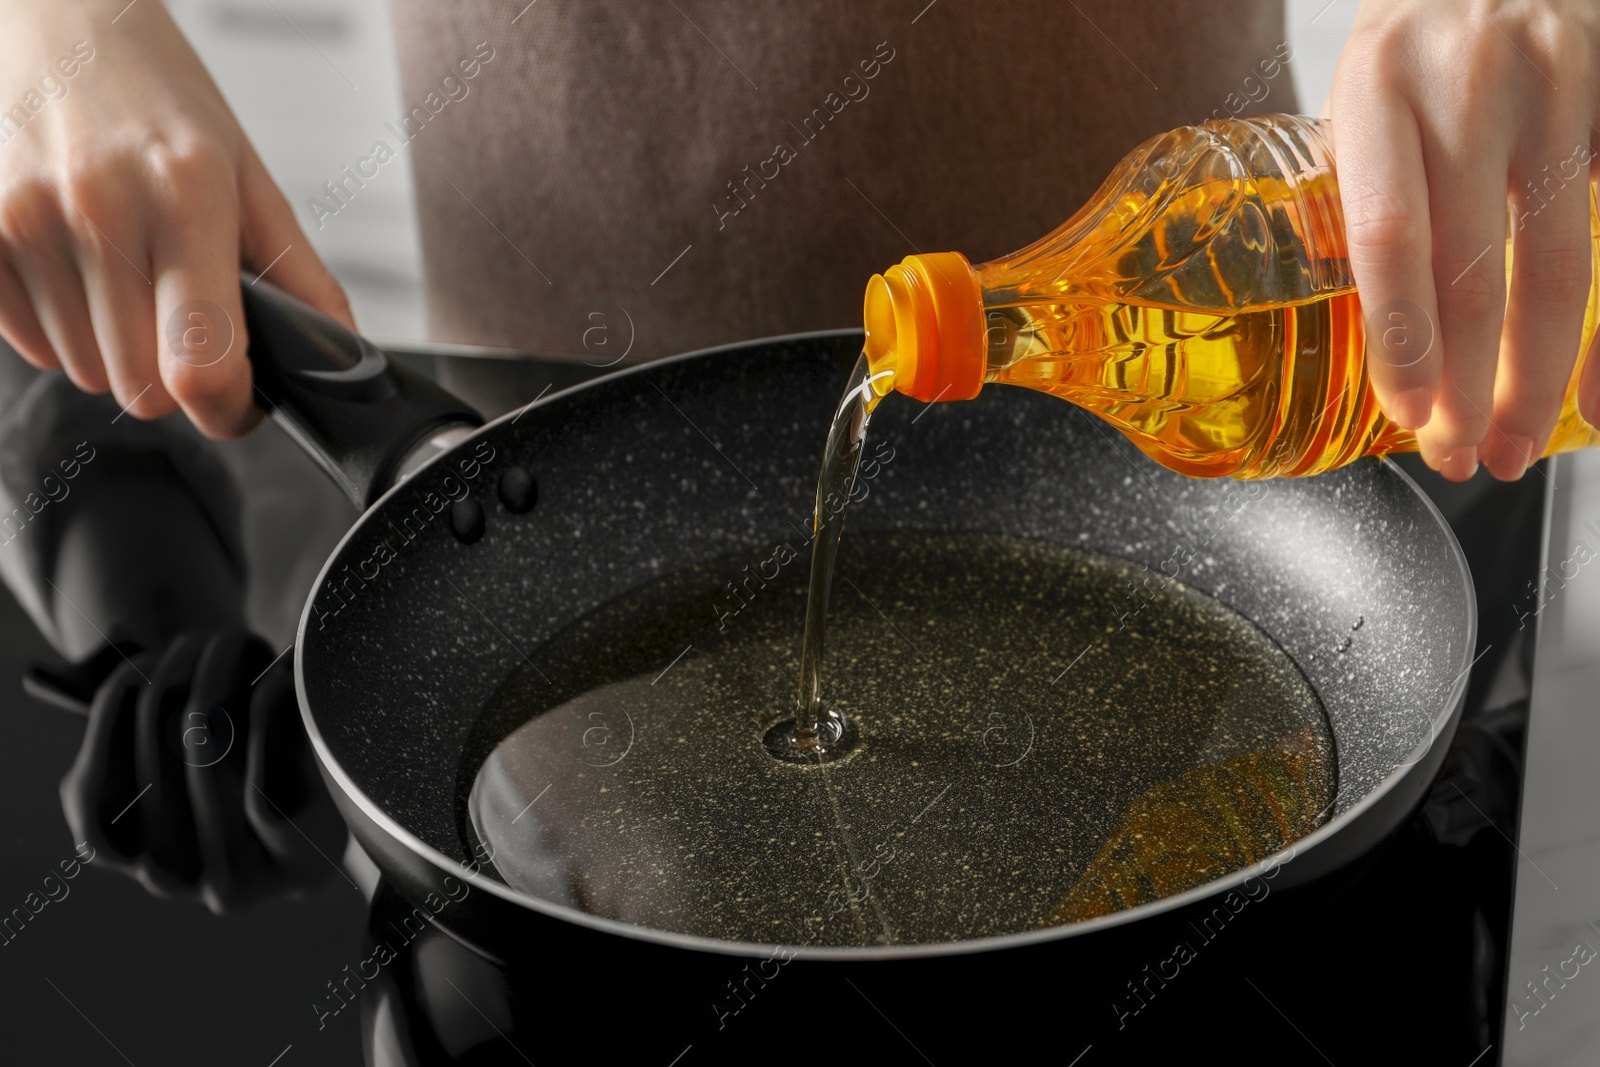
left=165, top=300, right=236, bottom=368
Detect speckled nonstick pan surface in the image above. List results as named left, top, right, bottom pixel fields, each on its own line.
left=254, top=316, right=1474, bottom=964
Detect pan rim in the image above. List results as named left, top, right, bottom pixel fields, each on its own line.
left=294, top=328, right=1479, bottom=961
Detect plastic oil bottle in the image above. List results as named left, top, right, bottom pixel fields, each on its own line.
left=861, top=113, right=1600, bottom=478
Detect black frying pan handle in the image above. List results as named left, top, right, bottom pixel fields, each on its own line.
left=239, top=275, right=482, bottom=510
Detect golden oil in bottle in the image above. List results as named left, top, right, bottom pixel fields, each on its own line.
left=865, top=115, right=1600, bottom=478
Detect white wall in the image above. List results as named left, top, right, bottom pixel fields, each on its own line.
left=166, top=0, right=425, bottom=343
left=1287, top=0, right=1360, bottom=112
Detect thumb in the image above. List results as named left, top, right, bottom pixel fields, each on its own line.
left=236, top=145, right=356, bottom=330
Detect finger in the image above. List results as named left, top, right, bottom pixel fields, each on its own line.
left=1413, top=130, right=1513, bottom=478
left=147, top=144, right=257, bottom=438
left=1330, top=87, right=1441, bottom=435
left=185, top=630, right=273, bottom=913
left=0, top=180, right=74, bottom=375
left=0, top=257, right=58, bottom=371
left=1486, top=127, right=1596, bottom=479
left=238, top=146, right=354, bottom=328
left=58, top=657, right=155, bottom=872
left=82, top=260, right=172, bottom=419
left=133, top=633, right=207, bottom=897
left=62, top=168, right=176, bottom=420
left=8, top=219, right=110, bottom=394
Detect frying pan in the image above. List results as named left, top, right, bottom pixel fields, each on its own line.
left=239, top=279, right=1475, bottom=1054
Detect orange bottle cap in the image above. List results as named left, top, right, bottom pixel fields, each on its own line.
left=863, top=252, right=984, bottom=403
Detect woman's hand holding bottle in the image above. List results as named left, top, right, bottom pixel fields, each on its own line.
left=1332, top=0, right=1600, bottom=481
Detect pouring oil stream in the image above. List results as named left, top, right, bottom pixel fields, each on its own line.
left=769, top=352, right=887, bottom=761
left=785, top=351, right=896, bottom=940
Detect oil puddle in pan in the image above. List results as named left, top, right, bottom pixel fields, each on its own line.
left=462, top=532, right=1336, bottom=947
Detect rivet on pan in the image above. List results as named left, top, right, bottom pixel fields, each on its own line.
left=498, top=466, right=537, bottom=514
left=451, top=498, right=486, bottom=543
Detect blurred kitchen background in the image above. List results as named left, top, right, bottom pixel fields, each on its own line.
left=162, top=0, right=1360, bottom=346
